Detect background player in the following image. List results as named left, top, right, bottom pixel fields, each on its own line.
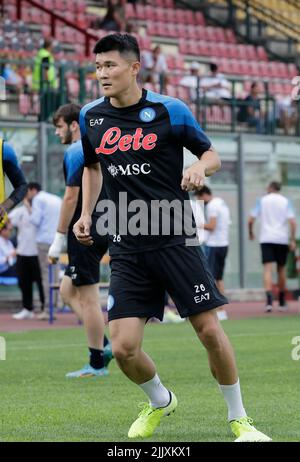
left=248, top=181, right=296, bottom=312
left=49, top=103, right=113, bottom=378
left=73, top=34, right=271, bottom=442
left=0, top=138, right=28, bottom=229
left=196, top=186, right=230, bottom=321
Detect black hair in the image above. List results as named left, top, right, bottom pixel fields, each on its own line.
left=210, top=63, right=218, bottom=72
left=53, top=103, right=81, bottom=126
left=93, top=33, right=140, bottom=61
left=43, top=38, right=53, bottom=49
left=269, top=181, right=281, bottom=191
left=27, top=182, right=41, bottom=192
left=196, top=186, right=212, bottom=196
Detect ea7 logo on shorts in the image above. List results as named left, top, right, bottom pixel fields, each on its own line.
left=193, top=284, right=210, bottom=303
left=194, top=293, right=210, bottom=303
left=90, top=118, right=104, bottom=126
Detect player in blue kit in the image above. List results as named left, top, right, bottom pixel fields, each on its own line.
left=73, top=34, right=271, bottom=442
left=49, top=104, right=113, bottom=378
left=0, top=139, right=28, bottom=228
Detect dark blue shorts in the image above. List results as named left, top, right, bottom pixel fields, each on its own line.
left=206, top=246, right=228, bottom=280
left=261, top=243, right=289, bottom=266
left=107, top=244, right=228, bottom=322
left=65, top=221, right=108, bottom=287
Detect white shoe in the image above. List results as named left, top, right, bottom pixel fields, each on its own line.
left=12, top=308, right=35, bottom=320
left=217, top=310, right=228, bottom=321
left=163, top=310, right=185, bottom=323
left=264, top=305, right=273, bottom=313
left=278, top=305, right=288, bottom=312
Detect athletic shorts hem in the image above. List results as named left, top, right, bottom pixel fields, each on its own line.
left=179, top=298, right=228, bottom=318
left=108, top=310, right=163, bottom=323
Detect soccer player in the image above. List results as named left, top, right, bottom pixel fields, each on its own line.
left=248, top=181, right=296, bottom=312
left=0, top=138, right=28, bottom=229
left=196, top=186, right=230, bottom=321
left=73, top=34, right=271, bottom=442
left=48, top=103, right=113, bottom=378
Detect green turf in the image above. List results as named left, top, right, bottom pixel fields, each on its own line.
left=1, top=316, right=300, bottom=442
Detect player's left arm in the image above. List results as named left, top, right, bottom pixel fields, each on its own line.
left=287, top=199, right=297, bottom=250
left=181, top=147, right=221, bottom=192
left=204, top=216, right=217, bottom=231
left=169, top=101, right=221, bottom=192
left=289, top=218, right=297, bottom=251
left=48, top=186, right=79, bottom=263
left=0, top=143, right=27, bottom=218
left=57, top=186, right=80, bottom=234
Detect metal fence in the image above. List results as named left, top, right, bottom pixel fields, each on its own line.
left=1, top=121, right=300, bottom=289
left=1, top=58, right=299, bottom=136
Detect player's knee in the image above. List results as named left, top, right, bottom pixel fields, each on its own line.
left=78, top=290, right=99, bottom=310
left=112, top=340, right=139, bottom=363
left=59, top=285, right=70, bottom=305
left=198, top=323, right=223, bottom=351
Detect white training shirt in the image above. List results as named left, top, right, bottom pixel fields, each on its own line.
left=9, top=205, right=38, bottom=256
left=205, top=197, right=230, bottom=247
left=30, top=191, right=62, bottom=245
left=190, top=199, right=206, bottom=244
left=250, top=193, right=295, bottom=245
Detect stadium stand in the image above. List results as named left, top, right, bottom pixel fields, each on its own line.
left=0, top=0, right=299, bottom=134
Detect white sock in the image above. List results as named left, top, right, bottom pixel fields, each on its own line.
left=139, top=374, right=170, bottom=408
left=218, top=379, right=247, bottom=422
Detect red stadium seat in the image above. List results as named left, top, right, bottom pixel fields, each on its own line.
left=186, top=41, right=199, bottom=56
left=257, top=46, right=268, bottom=61
left=136, top=4, right=146, bottom=20
left=185, top=10, right=195, bottom=25
left=178, top=39, right=188, bottom=54
left=145, top=5, right=155, bottom=21
left=173, top=55, right=185, bottom=70
left=288, top=63, right=298, bottom=78
left=177, top=24, right=187, bottom=39
left=125, top=3, right=135, bottom=20
left=154, top=7, right=166, bottom=23
left=164, top=0, right=174, bottom=7
left=67, top=76, right=80, bottom=99
left=165, top=9, right=176, bottom=23
left=194, top=11, right=205, bottom=25
left=186, top=25, right=197, bottom=40
left=225, top=29, right=236, bottom=43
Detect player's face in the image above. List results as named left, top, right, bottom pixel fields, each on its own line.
left=55, top=117, right=72, bottom=144
left=95, top=50, right=139, bottom=98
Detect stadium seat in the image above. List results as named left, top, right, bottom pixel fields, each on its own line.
left=125, top=3, right=135, bottom=20
left=194, top=11, right=205, bottom=25
left=136, top=4, right=146, bottom=20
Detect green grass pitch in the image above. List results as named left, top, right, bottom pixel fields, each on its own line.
left=1, top=316, right=300, bottom=442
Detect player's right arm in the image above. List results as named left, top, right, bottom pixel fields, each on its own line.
left=73, top=163, right=103, bottom=246
left=48, top=186, right=79, bottom=263
left=248, top=198, right=261, bottom=240
left=1, top=142, right=27, bottom=224
left=73, top=106, right=103, bottom=245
